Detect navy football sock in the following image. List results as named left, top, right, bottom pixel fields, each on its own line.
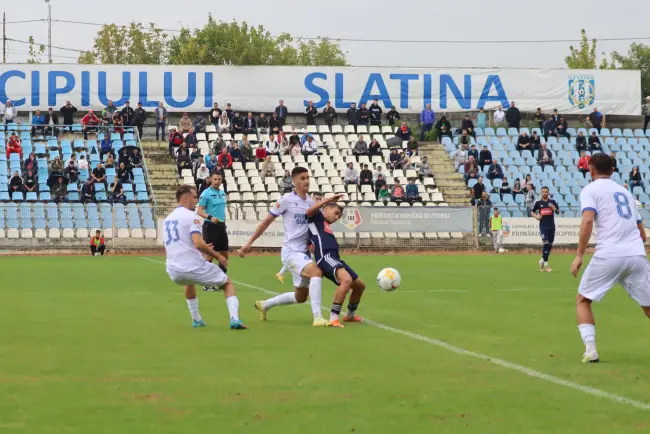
left=542, top=243, right=550, bottom=262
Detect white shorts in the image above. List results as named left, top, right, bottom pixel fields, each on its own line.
left=578, top=255, right=650, bottom=306
left=166, top=262, right=228, bottom=288
left=280, top=249, right=312, bottom=288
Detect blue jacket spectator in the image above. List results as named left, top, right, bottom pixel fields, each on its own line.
left=476, top=109, right=487, bottom=129
left=100, top=138, right=113, bottom=161
left=32, top=112, right=45, bottom=125
left=419, top=104, right=435, bottom=140
left=486, top=162, right=504, bottom=180
left=229, top=144, right=246, bottom=164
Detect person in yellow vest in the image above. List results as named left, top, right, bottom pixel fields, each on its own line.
left=90, top=230, right=106, bottom=256
left=490, top=207, right=504, bottom=253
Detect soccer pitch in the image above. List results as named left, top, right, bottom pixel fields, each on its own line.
left=1, top=253, right=650, bottom=433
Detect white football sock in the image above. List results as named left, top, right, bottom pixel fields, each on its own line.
left=225, top=295, right=239, bottom=321
left=262, top=292, right=297, bottom=310
left=544, top=261, right=549, bottom=267
left=278, top=266, right=287, bottom=276
left=309, top=277, right=323, bottom=319
left=186, top=298, right=202, bottom=321
left=578, top=324, right=596, bottom=349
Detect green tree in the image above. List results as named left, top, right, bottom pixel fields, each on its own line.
left=167, top=15, right=346, bottom=66
left=26, top=36, right=45, bottom=64
left=605, top=43, right=650, bottom=99
left=77, top=22, right=168, bottom=64
left=565, top=29, right=598, bottom=69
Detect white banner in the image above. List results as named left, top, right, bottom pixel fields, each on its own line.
left=502, top=218, right=595, bottom=245
left=0, top=65, right=641, bottom=115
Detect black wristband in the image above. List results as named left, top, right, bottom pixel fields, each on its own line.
left=207, top=214, right=213, bottom=221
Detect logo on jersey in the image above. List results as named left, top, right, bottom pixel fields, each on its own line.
left=193, top=219, right=201, bottom=225
left=274, top=202, right=281, bottom=209
left=540, top=207, right=554, bottom=216
left=342, top=208, right=363, bottom=230
left=568, top=75, right=595, bottom=109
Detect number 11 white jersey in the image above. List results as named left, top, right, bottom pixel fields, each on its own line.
left=579, top=178, right=645, bottom=259
left=163, top=206, right=206, bottom=271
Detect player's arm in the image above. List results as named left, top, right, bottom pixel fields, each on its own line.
left=552, top=200, right=560, bottom=215
left=634, top=206, right=647, bottom=242
left=196, top=204, right=219, bottom=224
left=191, top=232, right=227, bottom=267
left=531, top=201, right=541, bottom=220
left=305, top=194, right=344, bottom=217
left=238, top=212, right=277, bottom=257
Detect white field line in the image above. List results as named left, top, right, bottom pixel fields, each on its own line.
left=139, top=257, right=650, bottom=412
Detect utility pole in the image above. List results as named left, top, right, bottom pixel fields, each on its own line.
left=46, top=0, right=52, bottom=63
left=2, top=13, right=6, bottom=63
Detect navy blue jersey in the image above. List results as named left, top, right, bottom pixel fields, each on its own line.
left=308, top=210, right=339, bottom=260
left=532, top=198, right=559, bottom=230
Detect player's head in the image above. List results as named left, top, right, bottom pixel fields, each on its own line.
left=541, top=186, right=550, bottom=200
left=588, top=153, right=614, bottom=179
left=176, top=185, right=198, bottom=209
left=311, top=192, right=323, bottom=202
left=210, top=172, right=222, bottom=189
left=291, top=167, right=309, bottom=194
left=322, top=203, right=343, bottom=224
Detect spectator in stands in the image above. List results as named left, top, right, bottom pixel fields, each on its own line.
left=460, top=114, right=476, bottom=138
left=368, top=139, right=382, bottom=157
left=231, top=112, right=244, bottom=134
left=405, top=179, right=421, bottom=203
left=476, top=108, right=487, bottom=130
left=51, top=177, right=68, bottom=202
left=479, top=145, right=492, bottom=170
left=90, top=231, right=105, bottom=256
left=117, top=162, right=133, bottom=184
left=344, top=163, right=359, bottom=185
left=193, top=114, right=207, bottom=134
left=2, top=99, right=17, bottom=125
left=611, top=152, right=619, bottom=173
left=265, top=134, right=281, bottom=157
left=225, top=103, right=234, bottom=120
left=453, top=144, right=468, bottom=171
left=196, top=164, right=210, bottom=189
left=530, top=131, right=541, bottom=150
left=506, top=101, right=521, bottom=129
left=374, top=174, right=387, bottom=198
left=31, top=109, right=46, bottom=136
left=176, top=149, right=192, bottom=177
left=578, top=151, right=591, bottom=176
left=500, top=177, right=512, bottom=197
left=240, top=138, right=254, bottom=162
left=81, top=110, right=100, bottom=140
left=168, top=128, right=184, bottom=157
left=78, top=155, right=89, bottom=171
left=401, top=151, right=415, bottom=171
left=302, top=135, right=319, bottom=156
left=588, top=131, right=602, bottom=152
left=433, top=116, right=451, bottom=144
left=386, top=106, right=400, bottom=127
left=524, top=184, right=536, bottom=216
left=493, top=105, right=506, bottom=127
left=131, top=149, right=143, bottom=168
left=395, top=122, right=412, bottom=141
left=537, top=143, right=554, bottom=168
left=419, top=103, right=435, bottom=140
left=275, top=100, right=288, bottom=127
left=59, top=101, right=77, bottom=132
left=110, top=181, right=125, bottom=204
left=121, top=101, right=134, bottom=126
left=24, top=153, right=37, bottom=173
left=178, top=112, right=192, bottom=134
left=81, top=179, right=96, bottom=203
left=353, top=136, right=368, bottom=156
left=117, top=149, right=131, bottom=170
left=556, top=117, right=570, bottom=139
left=99, top=137, right=113, bottom=162
left=262, top=156, right=275, bottom=178
left=470, top=175, right=485, bottom=205
left=92, top=163, right=107, bottom=189
left=419, top=156, right=433, bottom=180
left=243, top=112, right=257, bottom=134
left=229, top=142, right=246, bottom=164
left=407, top=137, right=419, bottom=156
left=346, top=103, right=358, bottom=130
left=49, top=155, right=64, bottom=173
left=377, top=184, right=390, bottom=203
left=575, top=131, right=587, bottom=153
left=550, top=109, right=560, bottom=123
left=23, top=169, right=38, bottom=194
left=516, top=131, right=532, bottom=152
left=373, top=164, right=386, bottom=180
left=388, top=148, right=401, bottom=170
left=218, top=112, right=231, bottom=133
left=44, top=107, right=59, bottom=137
left=522, top=174, right=533, bottom=192
left=459, top=130, right=472, bottom=147
left=468, top=144, right=478, bottom=161
left=255, top=143, right=267, bottom=163
left=629, top=166, right=644, bottom=191
left=205, top=152, right=218, bottom=173
left=105, top=154, right=115, bottom=169
left=512, top=178, right=523, bottom=197
left=9, top=171, right=22, bottom=194
left=66, top=154, right=78, bottom=169
left=252, top=112, right=267, bottom=135
left=391, top=180, right=405, bottom=202
left=360, top=164, right=373, bottom=190
left=112, top=112, right=125, bottom=139
left=290, top=141, right=302, bottom=157
left=543, top=116, right=557, bottom=142
left=644, top=96, right=650, bottom=131
left=305, top=101, right=318, bottom=125
left=476, top=193, right=492, bottom=236
left=532, top=108, right=545, bottom=130
left=153, top=102, right=167, bottom=142
left=464, top=156, right=479, bottom=184
left=487, top=160, right=504, bottom=181
left=357, top=103, right=370, bottom=126
left=369, top=99, right=383, bottom=126
left=65, top=159, right=79, bottom=183
left=269, top=112, right=282, bottom=136
left=321, top=101, right=337, bottom=129
left=300, top=131, right=310, bottom=145
left=279, top=170, right=292, bottom=194
left=212, top=134, right=226, bottom=154
left=103, top=100, right=117, bottom=125
left=587, top=106, right=604, bottom=133
left=190, top=148, right=203, bottom=171
left=279, top=132, right=290, bottom=154
left=208, top=103, right=221, bottom=128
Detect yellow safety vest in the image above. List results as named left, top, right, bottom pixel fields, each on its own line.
left=490, top=215, right=502, bottom=231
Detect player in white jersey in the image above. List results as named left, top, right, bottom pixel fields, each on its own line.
left=238, top=167, right=327, bottom=327
left=571, top=154, right=650, bottom=363
left=164, top=185, right=247, bottom=330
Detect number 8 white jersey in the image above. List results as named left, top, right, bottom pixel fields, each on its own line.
left=163, top=206, right=206, bottom=271
left=580, top=178, right=645, bottom=259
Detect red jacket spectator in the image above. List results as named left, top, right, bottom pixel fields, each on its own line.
left=81, top=111, right=100, bottom=126
left=6, top=135, right=22, bottom=159
left=577, top=154, right=591, bottom=173
left=217, top=151, right=232, bottom=169
left=255, top=145, right=267, bottom=161
left=169, top=131, right=183, bottom=146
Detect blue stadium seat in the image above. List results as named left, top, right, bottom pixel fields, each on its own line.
left=496, top=128, right=507, bottom=137
left=11, top=192, right=24, bottom=201
left=25, top=192, right=37, bottom=201
left=623, top=129, right=634, bottom=138
left=611, top=128, right=622, bottom=137
left=484, top=128, right=495, bottom=136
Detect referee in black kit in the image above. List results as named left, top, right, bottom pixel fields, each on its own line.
left=196, top=172, right=229, bottom=292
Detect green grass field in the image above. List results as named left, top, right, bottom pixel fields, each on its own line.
left=1, top=253, right=650, bottom=433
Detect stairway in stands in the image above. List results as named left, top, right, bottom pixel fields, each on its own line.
left=419, top=143, right=470, bottom=207
left=141, top=141, right=181, bottom=210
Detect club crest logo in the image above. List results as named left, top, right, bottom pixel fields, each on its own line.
left=568, top=76, right=595, bottom=109
left=342, top=208, right=362, bottom=230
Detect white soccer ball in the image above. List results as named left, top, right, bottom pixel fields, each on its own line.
left=498, top=248, right=506, bottom=254
left=377, top=268, right=401, bottom=291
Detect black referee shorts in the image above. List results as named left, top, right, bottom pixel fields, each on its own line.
left=202, top=221, right=229, bottom=252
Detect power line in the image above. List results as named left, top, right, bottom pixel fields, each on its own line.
left=6, top=37, right=86, bottom=53
left=6, top=48, right=78, bottom=60
left=4, top=19, right=47, bottom=24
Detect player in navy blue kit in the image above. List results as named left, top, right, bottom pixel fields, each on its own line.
left=305, top=194, right=366, bottom=328
left=531, top=186, right=560, bottom=272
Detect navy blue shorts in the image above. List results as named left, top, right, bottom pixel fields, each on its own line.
left=540, top=228, right=556, bottom=245
left=317, top=253, right=359, bottom=284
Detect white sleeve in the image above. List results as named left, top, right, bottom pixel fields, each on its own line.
left=187, top=213, right=202, bottom=236
left=269, top=195, right=288, bottom=217
left=635, top=201, right=642, bottom=223
left=580, top=188, right=597, bottom=214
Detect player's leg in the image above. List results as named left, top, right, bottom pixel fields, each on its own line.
left=200, top=261, right=246, bottom=329
left=216, top=223, right=229, bottom=274
left=301, top=262, right=326, bottom=324
left=201, top=223, right=218, bottom=292
left=545, top=230, right=555, bottom=271
left=185, top=284, right=206, bottom=328
left=344, top=276, right=366, bottom=323
left=619, top=256, right=650, bottom=322
left=496, top=230, right=503, bottom=252
left=90, top=245, right=97, bottom=256
left=275, top=265, right=287, bottom=283
left=539, top=231, right=549, bottom=271
left=491, top=231, right=498, bottom=252
left=328, top=267, right=354, bottom=327
left=255, top=254, right=312, bottom=321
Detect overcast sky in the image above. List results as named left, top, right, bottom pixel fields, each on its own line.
left=3, top=0, right=649, bottom=68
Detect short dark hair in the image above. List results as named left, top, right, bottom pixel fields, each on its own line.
left=291, top=167, right=308, bottom=178
left=211, top=172, right=222, bottom=179
left=541, top=186, right=549, bottom=192
left=589, top=153, right=614, bottom=175
left=176, top=184, right=196, bottom=201
left=323, top=202, right=343, bottom=213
